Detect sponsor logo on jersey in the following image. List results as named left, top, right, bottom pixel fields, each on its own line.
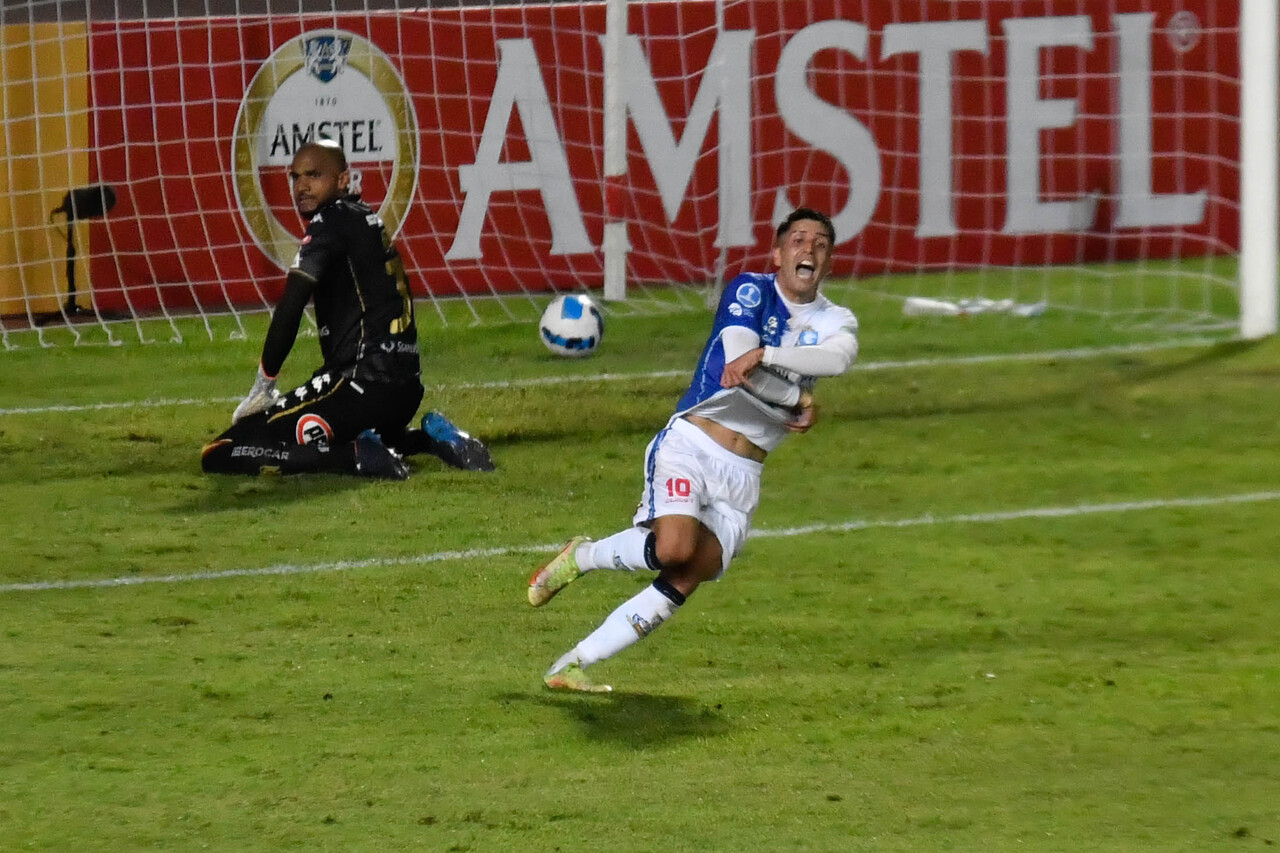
left=735, top=282, right=762, bottom=309
left=231, top=445, right=291, bottom=461
left=799, top=329, right=819, bottom=345
left=232, top=29, right=419, bottom=271
left=296, top=413, right=334, bottom=445
left=728, top=302, right=742, bottom=316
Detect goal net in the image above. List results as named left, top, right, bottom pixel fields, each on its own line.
left=0, top=0, right=1272, bottom=348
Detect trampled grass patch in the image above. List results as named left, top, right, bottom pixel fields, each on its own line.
left=1, top=293, right=1278, bottom=851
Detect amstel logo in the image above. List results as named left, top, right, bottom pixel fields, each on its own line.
left=232, top=30, right=419, bottom=270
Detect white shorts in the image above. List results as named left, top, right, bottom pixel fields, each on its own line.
left=632, top=417, right=763, bottom=576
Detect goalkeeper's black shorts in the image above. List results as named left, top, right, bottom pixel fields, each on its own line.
left=245, top=370, right=423, bottom=447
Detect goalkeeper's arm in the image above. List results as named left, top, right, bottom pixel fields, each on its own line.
left=259, top=271, right=314, bottom=378
left=231, top=272, right=314, bottom=423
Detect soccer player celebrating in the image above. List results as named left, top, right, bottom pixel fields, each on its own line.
left=201, top=139, right=493, bottom=478
left=528, top=207, right=858, bottom=691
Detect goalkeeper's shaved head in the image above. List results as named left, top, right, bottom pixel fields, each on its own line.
left=296, top=139, right=348, bottom=172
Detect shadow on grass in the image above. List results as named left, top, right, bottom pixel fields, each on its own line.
left=500, top=690, right=732, bottom=747
left=173, top=470, right=369, bottom=513
left=479, top=411, right=666, bottom=451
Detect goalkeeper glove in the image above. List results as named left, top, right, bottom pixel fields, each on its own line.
left=232, top=364, right=279, bottom=424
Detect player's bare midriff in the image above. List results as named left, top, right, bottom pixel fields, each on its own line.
left=683, top=414, right=768, bottom=463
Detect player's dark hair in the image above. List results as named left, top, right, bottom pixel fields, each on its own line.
left=297, top=138, right=348, bottom=172
left=776, top=207, right=835, bottom=245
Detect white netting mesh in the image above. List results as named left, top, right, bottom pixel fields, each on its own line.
left=0, top=1, right=1249, bottom=348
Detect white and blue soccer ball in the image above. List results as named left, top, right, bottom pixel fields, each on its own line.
left=539, top=294, right=604, bottom=358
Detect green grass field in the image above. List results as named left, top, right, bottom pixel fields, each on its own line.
left=1, top=287, right=1278, bottom=851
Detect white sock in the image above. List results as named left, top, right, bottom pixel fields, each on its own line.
left=548, top=583, right=682, bottom=673
left=578, top=527, right=651, bottom=572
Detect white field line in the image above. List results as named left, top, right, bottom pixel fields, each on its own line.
left=0, top=338, right=1220, bottom=418
left=3, top=489, right=1276, bottom=594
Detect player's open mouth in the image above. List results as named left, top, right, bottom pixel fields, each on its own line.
left=796, top=260, right=815, bottom=279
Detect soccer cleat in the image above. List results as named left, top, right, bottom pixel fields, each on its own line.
left=544, top=663, right=611, bottom=693
left=528, top=536, right=592, bottom=607
left=354, top=431, right=410, bottom=480
left=423, top=411, right=495, bottom=472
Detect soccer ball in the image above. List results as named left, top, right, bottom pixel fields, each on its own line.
left=539, top=294, right=604, bottom=358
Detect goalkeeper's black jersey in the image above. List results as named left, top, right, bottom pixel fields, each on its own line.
left=289, top=196, right=420, bottom=385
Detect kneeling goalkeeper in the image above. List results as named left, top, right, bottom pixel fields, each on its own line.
left=201, top=139, right=493, bottom=479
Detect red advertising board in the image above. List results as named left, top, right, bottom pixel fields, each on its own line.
left=86, top=2, right=1240, bottom=313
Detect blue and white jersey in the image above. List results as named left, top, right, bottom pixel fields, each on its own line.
left=673, top=272, right=857, bottom=453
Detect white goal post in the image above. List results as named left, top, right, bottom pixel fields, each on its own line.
left=1240, top=0, right=1279, bottom=339
left=0, top=0, right=1274, bottom=346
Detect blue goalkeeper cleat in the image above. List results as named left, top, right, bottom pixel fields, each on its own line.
left=528, top=536, right=591, bottom=607
left=544, top=662, right=612, bottom=693
left=423, top=411, right=495, bottom=472
left=354, top=431, right=410, bottom=480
